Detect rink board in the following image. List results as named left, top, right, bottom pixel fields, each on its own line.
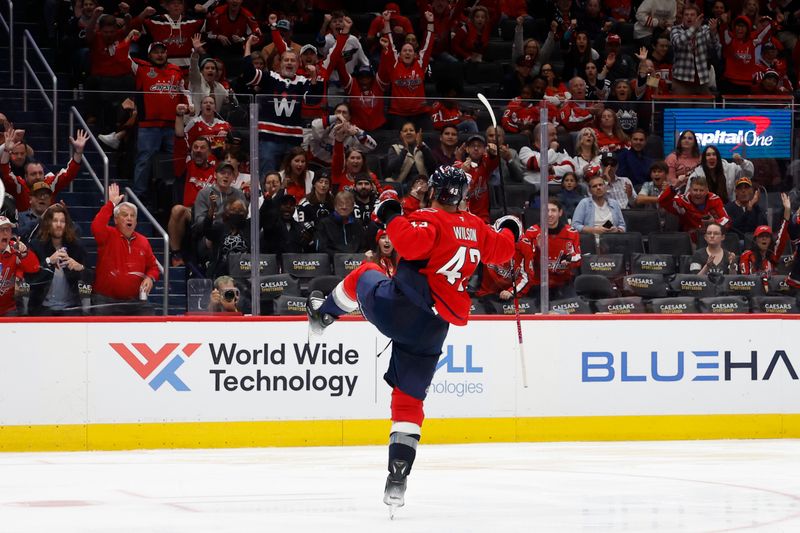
left=1, top=315, right=799, bottom=451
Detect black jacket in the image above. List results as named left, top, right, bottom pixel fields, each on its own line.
left=27, top=238, right=88, bottom=315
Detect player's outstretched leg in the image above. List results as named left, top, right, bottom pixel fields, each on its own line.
left=306, top=262, right=384, bottom=334
left=383, top=387, right=423, bottom=513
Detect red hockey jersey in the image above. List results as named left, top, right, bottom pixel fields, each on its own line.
left=476, top=238, right=534, bottom=297
left=182, top=160, right=216, bottom=207
left=142, top=15, right=206, bottom=67
left=387, top=207, right=515, bottom=325
left=377, top=28, right=434, bottom=116
left=524, top=223, right=582, bottom=288
left=739, top=219, right=789, bottom=277
left=131, top=58, right=186, bottom=128
left=1, top=159, right=81, bottom=212
left=658, top=186, right=731, bottom=238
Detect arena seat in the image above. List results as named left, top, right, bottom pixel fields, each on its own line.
left=622, top=274, right=668, bottom=298
left=470, top=298, right=489, bottom=315
left=228, top=253, right=279, bottom=278
left=504, top=183, right=531, bottom=209
left=622, top=209, right=661, bottom=236
left=484, top=297, right=537, bottom=315
left=333, top=253, right=365, bottom=277
left=697, top=296, right=750, bottom=314
left=593, top=296, right=646, bottom=314
left=273, top=294, right=309, bottom=316
left=649, top=297, right=699, bottom=314
left=647, top=232, right=693, bottom=256
left=580, top=254, right=625, bottom=279
left=750, top=296, right=799, bottom=314
left=767, top=275, right=797, bottom=296
left=630, top=253, right=676, bottom=275
left=307, top=275, right=344, bottom=297
left=718, top=275, right=766, bottom=298
left=549, top=297, right=592, bottom=315
left=281, top=253, right=332, bottom=278
left=677, top=255, right=694, bottom=274
left=574, top=274, right=617, bottom=300
left=580, top=232, right=597, bottom=255
left=598, top=232, right=644, bottom=257
left=668, top=274, right=718, bottom=298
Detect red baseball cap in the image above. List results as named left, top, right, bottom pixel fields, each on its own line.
left=753, top=225, right=772, bottom=238
left=606, top=33, right=621, bottom=44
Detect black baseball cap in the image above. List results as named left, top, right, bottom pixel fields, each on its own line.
left=466, top=134, right=486, bottom=145
left=600, top=152, right=618, bottom=166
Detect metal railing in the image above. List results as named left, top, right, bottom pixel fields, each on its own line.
left=22, top=29, right=56, bottom=164
left=0, top=0, right=12, bottom=85
left=123, top=187, right=170, bottom=316
left=68, top=106, right=108, bottom=200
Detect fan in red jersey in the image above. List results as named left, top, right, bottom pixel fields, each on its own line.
left=376, top=10, right=435, bottom=129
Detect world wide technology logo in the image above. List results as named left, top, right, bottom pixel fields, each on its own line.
left=110, top=343, right=201, bottom=391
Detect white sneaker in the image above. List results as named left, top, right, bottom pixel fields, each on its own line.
left=98, top=133, right=120, bottom=150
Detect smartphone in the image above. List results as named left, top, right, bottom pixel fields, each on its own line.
left=603, top=220, right=614, bottom=229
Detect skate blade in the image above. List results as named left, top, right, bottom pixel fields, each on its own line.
left=389, top=503, right=400, bottom=520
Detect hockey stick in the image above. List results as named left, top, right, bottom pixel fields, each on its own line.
left=477, top=93, right=528, bottom=388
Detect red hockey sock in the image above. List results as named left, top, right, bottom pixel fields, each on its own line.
left=342, top=262, right=383, bottom=301
left=390, top=387, right=425, bottom=427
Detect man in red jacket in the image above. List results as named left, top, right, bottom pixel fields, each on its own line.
left=0, top=216, right=40, bottom=316
left=658, top=174, right=731, bottom=241
left=91, top=183, right=160, bottom=315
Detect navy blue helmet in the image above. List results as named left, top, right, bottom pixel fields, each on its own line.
left=428, top=165, right=470, bottom=206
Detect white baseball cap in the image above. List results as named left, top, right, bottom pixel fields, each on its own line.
left=0, top=215, right=16, bottom=228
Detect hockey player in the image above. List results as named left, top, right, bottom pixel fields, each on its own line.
left=306, top=165, right=519, bottom=515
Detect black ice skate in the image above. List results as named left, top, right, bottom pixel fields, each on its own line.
left=306, top=290, right=335, bottom=335
left=383, top=459, right=409, bottom=519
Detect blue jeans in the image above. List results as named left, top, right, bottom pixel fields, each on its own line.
left=134, top=127, right=174, bottom=198
left=259, top=138, right=299, bottom=178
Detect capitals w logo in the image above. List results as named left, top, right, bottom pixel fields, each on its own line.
left=273, top=93, right=297, bottom=117
left=110, top=343, right=201, bottom=391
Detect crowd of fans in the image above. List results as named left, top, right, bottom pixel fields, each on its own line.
left=3, top=0, right=800, bottom=316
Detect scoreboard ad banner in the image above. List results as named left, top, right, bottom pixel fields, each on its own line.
left=663, top=108, right=792, bottom=159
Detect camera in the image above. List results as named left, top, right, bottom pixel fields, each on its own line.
left=222, top=288, right=239, bottom=302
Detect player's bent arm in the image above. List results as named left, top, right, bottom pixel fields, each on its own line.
left=386, top=215, right=438, bottom=260
left=480, top=225, right=516, bottom=265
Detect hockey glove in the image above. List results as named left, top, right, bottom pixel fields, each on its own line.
left=493, top=215, right=523, bottom=242
left=374, top=190, right=403, bottom=225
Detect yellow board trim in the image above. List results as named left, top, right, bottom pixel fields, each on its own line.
left=2, top=414, right=800, bottom=452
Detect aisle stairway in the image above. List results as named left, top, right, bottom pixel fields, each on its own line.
left=0, top=15, right=186, bottom=315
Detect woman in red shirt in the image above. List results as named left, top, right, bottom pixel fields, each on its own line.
left=279, top=147, right=315, bottom=204
left=593, top=108, right=630, bottom=153
left=377, top=10, right=435, bottom=129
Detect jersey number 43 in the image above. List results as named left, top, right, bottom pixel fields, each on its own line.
left=436, top=246, right=481, bottom=292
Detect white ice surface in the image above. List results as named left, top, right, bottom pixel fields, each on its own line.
left=1, top=440, right=800, bottom=532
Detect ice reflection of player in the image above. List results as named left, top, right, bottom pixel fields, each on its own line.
left=307, top=165, right=519, bottom=516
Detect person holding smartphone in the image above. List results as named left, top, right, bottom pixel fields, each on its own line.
left=0, top=216, right=40, bottom=316
left=571, top=175, right=627, bottom=242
